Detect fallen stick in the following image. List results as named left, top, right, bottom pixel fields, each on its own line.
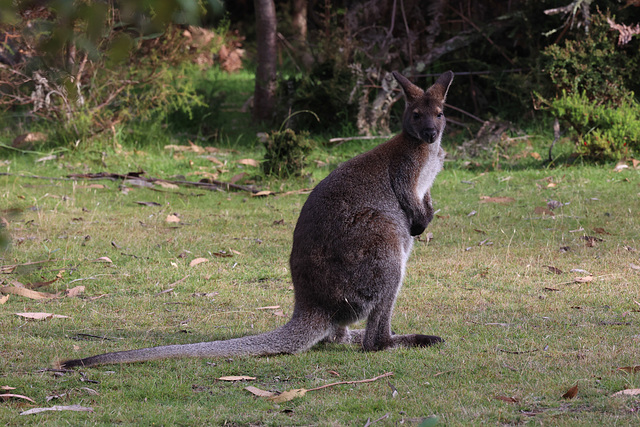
left=307, top=371, right=394, bottom=392
left=328, top=135, right=391, bottom=146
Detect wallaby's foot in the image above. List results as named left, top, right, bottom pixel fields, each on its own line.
left=393, top=333, right=444, bottom=347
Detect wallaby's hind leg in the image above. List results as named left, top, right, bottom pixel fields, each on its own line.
left=363, top=298, right=444, bottom=350
left=362, top=293, right=396, bottom=351
left=361, top=240, right=444, bottom=351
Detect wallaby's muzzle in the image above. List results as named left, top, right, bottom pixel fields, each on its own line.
left=421, top=128, right=438, bottom=143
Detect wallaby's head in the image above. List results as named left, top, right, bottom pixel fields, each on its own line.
left=392, top=71, right=454, bottom=144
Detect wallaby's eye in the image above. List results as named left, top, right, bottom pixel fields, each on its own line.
left=412, top=112, right=420, bottom=120
left=437, top=112, right=444, bottom=118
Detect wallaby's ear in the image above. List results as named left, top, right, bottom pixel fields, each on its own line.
left=426, top=71, right=454, bottom=102
left=392, top=71, right=423, bottom=102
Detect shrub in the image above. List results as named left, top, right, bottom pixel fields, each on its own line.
left=550, top=90, right=640, bottom=160
left=262, top=128, right=314, bottom=177
left=0, top=3, right=236, bottom=149
left=541, top=13, right=639, bottom=106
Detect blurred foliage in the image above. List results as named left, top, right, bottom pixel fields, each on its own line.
left=1, top=0, right=640, bottom=163
left=278, top=60, right=358, bottom=133
left=550, top=90, right=640, bottom=160
left=0, top=0, right=231, bottom=149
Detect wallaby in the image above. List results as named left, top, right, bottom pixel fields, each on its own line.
left=59, top=70, right=453, bottom=368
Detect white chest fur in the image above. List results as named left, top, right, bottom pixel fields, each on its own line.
left=414, top=138, right=444, bottom=200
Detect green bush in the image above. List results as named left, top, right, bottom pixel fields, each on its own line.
left=551, top=90, right=640, bottom=160
left=541, top=13, right=639, bottom=105
left=262, top=128, right=314, bottom=177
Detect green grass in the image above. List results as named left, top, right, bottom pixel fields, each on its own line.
left=1, top=143, right=640, bottom=425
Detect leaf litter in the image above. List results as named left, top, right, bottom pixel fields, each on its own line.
left=245, top=372, right=394, bottom=403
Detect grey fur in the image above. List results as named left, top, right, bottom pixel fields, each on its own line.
left=59, top=71, right=453, bottom=368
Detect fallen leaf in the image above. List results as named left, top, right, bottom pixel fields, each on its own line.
left=93, top=256, right=113, bottom=263
left=479, top=196, right=515, bottom=204
left=1, top=286, right=57, bottom=300
left=1, top=386, right=16, bottom=390
left=613, top=389, right=640, bottom=396
left=189, top=257, right=209, bottom=267
left=616, top=366, right=640, bottom=374
left=632, top=159, right=639, bottom=169
left=64, top=286, right=85, bottom=297
left=562, top=384, right=578, bottom=399
left=574, top=275, right=593, bottom=283
left=218, top=376, right=256, bottom=382
left=530, top=152, right=541, bottom=160
left=206, top=156, right=224, bottom=166
left=613, top=162, right=629, bottom=172
left=164, top=143, right=205, bottom=154
left=245, top=386, right=275, bottom=397
left=630, top=263, right=640, bottom=271
left=26, top=276, right=60, bottom=289
left=268, top=388, right=307, bottom=403
left=593, top=227, right=611, bottom=235
left=229, top=172, right=247, bottom=184
left=212, top=251, right=232, bottom=258
left=20, top=405, right=93, bottom=415
left=80, top=387, right=99, bottom=396
left=547, top=200, right=563, bottom=210
left=252, top=190, right=275, bottom=197
left=0, top=294, right=8, bottom=304
left=0, top=393, right=36, bottom=403
left=256, top=305, right=281, bottom=310
left=155, top=181, right=179, bottom=189
left=544, top=265, right=563, bottom=274
left=547, top=182, right=557, bottom=188
left=238, top=158, right=259, bottom=167
left=189, top=170, right=219, bottom=180
left=12, top=132, right=47, bottom=148
left=273, top=310, right=286, bottom=317
left=534, top=206, right=554, bottom=216
left=16, top=312, right=69, bottom=320
left=388, top=382, right=399, bottom=398
left=494, top=395, right=519, bottom=403
left=166, top=214, right=181, bottom=223
left=582, top=235, right=603, bottom=247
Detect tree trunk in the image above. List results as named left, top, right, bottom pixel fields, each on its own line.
left=291, top=0, right=307, bottom=42
left=253, top=0, right=277, bottom=122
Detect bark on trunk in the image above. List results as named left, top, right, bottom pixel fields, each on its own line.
left=253, top=0, right=277, bottom=122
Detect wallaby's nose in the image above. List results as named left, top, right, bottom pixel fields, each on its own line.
left=422, top=129, right=438, bottom=143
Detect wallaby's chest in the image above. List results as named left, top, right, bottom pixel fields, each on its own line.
left=414, top=144, right=443, bottom=201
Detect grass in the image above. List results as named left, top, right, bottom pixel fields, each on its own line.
left=1, top=64, right=640, bottom=424
left=1, top=142, right=640, bottom=425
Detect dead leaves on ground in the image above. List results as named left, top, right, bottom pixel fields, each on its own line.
left=242, top=372, right=394, bottom=404
left=218, top=375, right=256, bottom=382
left=562, top=384, right=579, bottom=399
left=479, top=196, right=515, bottom=204
left=15, top=312, right=69, bottom=320
left=189, top=257, right=209, bottom=267
left=20, top=404, right=94, bottom=415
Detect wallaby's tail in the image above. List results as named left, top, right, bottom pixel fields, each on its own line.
left=58, top=315, right=329, bottom=368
